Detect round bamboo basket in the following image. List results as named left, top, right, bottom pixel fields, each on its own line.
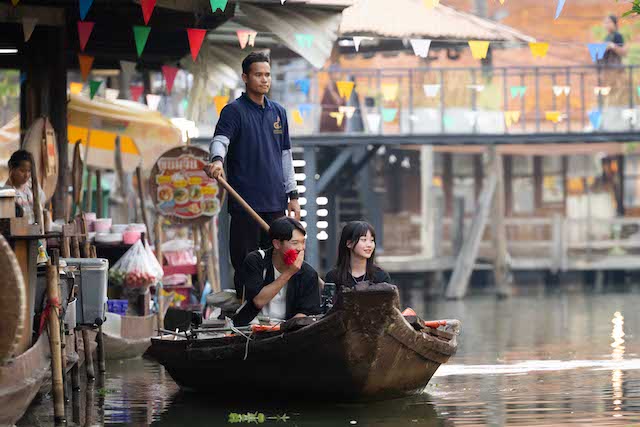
left=22, top=117, right=58, bottom=203
left=0, top=234, right=26, bottom=364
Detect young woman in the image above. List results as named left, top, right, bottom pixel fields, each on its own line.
left=325, top=221, right=390, bottom=290
left=5, top=150, right=44, bottom=224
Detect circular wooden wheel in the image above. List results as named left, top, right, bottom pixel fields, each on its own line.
left=0, top=234, right=26, bottom=363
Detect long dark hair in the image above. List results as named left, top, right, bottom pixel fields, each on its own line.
left=335, top=221, right=378, bottom=288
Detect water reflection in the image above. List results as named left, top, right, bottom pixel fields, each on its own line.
left=19, top=293, right=640, bottom=426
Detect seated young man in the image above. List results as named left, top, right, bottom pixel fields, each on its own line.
left=233, top=217, right=321, bottom=326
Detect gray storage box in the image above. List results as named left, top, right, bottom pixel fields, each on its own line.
left=63, top=258, right=109, bottom=326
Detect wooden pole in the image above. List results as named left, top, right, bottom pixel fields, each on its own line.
left=136, top=166, right=152, bottom=242
left=96, top=169, right=103, bottom=218
left=71, top=236, right=80, bottom=258
left=29, top=151, right=44, bottom=233
left=46, top=249, right=65, bottom=423
left=216, top=177, right=269, bottom=231
left=154, top=218, right=164, bottom=332
left=202, top=223, right=220, bottom=293
left=490, top=146, right=512, bottom=298
left=84, top=168, right=93, bottom=213
left=70, top=331, right=80, bottom=391
left=81, top=329, right=95, bottom=381
left=194, top=226, right=204, bottom=292
left=445, top=159, right=498, bottom=299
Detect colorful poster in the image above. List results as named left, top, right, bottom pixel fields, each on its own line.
left=151, top=147, right=221, bottom=224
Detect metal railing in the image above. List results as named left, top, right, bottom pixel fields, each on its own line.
left=272, top=64, right=640, bottom=138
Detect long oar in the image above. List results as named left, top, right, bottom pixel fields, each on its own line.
left=215, top=176, right=269, bottom=231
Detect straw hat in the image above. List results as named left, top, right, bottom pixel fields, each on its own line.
left=0, top=234, right=26, bottom=363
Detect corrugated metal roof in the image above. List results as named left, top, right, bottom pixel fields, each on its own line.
left=340, top=0, right=534, bottom=41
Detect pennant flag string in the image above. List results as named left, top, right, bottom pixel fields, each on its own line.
left=130, top=85, right=144, bottom=102
left=133, top=26, right=151, bottom=57
left=468, top=40, right=490, bottom=59
left=555, top=0, right=566, bottom=19
left=210, top=0, right=228, bottom=12
left=78, top=21, right=94, bottom=52
left=187, top=28, right=207, bottom=61
left=587, top=43, right=607, bottom=63
left=295, top=34, right=314, bottom=49
left=79, top=0, right=94, bottom=20
left=236, top=30, right=257, bottom=49
left=146, top=93, right=162, bottom=111
left=22, top=17, right=37, bottom=42
left=353, top=36, right=374, bottom=52
left=78, top=54, right=94, bottom=81
left=214, top=95, right=229, bottom=116
left=329, top=111, right=345, bottom=127
left=336, top=81, right=355, bottom=99
left=161, top=65, right=179, bottom=94
left=89, top=80, right=102, bottom=99
left=141, top=0, right=156, bottom=25
left=69, top=82, right=84, bottom=95
left=410, top=39, right=432, bottom=58
left=529, top=42, right=549, bottom=58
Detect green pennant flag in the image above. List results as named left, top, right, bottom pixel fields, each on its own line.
left=210, top=0, right=228, bottom=12
left=89, top=80, right=102, bottom=99
left=133, top=26, right=151, bottom=57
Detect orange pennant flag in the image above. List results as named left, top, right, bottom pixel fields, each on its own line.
left=214, top=95, right=229, bottom=116
left=336, top=81, right=355, bottom=99
left=78, top=54, right=94, bottom=81
left=468, top=40, right=490, bottom=59
left=529, top=42, right=549, bottom=58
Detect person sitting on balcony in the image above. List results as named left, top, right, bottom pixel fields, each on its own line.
left=233, top=217, right=321, bottom=326
left=325, top=221, right=391, bottom=291
left=5, top=150, right=44, bottom=224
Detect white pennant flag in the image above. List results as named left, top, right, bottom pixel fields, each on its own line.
left=146, top=94, right=162, bottom=111
left=105, top=88, right=120, bottom=101
left=22, top=17, right=38, bottom=42
left=552, top=85, right=570, bottom=96
left=120, top=60, right=137, bottom=76
left=623, top=109, right=637, bottom=124
left=410, top=39, right=431, bottom=58
left=366, top=113, right=381, bottom=133
left=353, top=36, right=374, bottom=52
left=423, top=84, right=440, bottom=97
left=338, top=106, right=356, bottom=119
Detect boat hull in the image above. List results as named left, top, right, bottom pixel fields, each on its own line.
left=149, top=284, right=458, bottom=401
left=0, top=332, right=50, bottom=426
left=103, top=313, right=157, bottom=360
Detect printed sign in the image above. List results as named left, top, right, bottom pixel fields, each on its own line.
left=150, top=146, right=222, bottom=225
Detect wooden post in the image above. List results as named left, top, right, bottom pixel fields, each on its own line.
left=445, top=158, right=498, bottom=299
left=136, top=166, right=152, bottom=243
left=29, top=151, right=44, bottom=233
left=452, top=196, right=465, bottom=257
left=71, top=331, right=80, bottom=391
left=46, top=250, right=65, bottom=423
left=71, top=235, right=80, bottom=258
left=490, top=146, right=512, bottom=298
left=202, top=223, right=220, bottom=293
left=154, top=218, right=164, bottom=332
left=96, top=169, right=103, bottom=218
left=81, top=329, right=95, bottom=381
left=85, top=168, right=93, bottom=213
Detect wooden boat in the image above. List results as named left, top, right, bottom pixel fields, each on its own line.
left=0, top=332, right=50, bottom=426
left=148, top=283, right=460, bottom=401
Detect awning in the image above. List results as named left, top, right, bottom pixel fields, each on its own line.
left=67, top=94, right=183, bottom=172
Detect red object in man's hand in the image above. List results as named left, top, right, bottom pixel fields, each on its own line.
left=284, top=249, right=298, bottom=265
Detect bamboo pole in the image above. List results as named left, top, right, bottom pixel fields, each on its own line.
left=136, top=166, right=152, bottom=242
left=96, top=169, right=103, bottom=218
left=29, top=151, right=44, bottom=233
left=46, top=250, right=65, bottom=423
left=194, top=226, right=204, bottom=292
left=81, top=329, right=95, bottom=381
left=154, top=218, right=164, bottom=331
left=71, top=236, right=80, bottom=258
left=71, top=330, right=80, bottom=391
left=216, top=177, right=269, bottom=231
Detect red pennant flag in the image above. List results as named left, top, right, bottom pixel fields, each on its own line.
left=78, top=54, right=94, bottom=81
left=77, top=21, right=94, bottom=51
left=141, top=0, right=156, bottom=25
left=186, top=28, right=206, bottom=62
left=161, top=65, right=179, bottom=94
left=130, top=85, right=143, bottom=102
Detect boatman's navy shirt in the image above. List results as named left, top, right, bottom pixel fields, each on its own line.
left=212, top=93, right=291, bottom=213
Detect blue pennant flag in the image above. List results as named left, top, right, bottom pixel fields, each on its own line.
left=79, top=0, right=94, bottom=20
left=298, top=103, right=313, bottom=117
left=295, top=78, right=310, bottom=96
left=555, top=0, right=566, bottom=19
left=587, top=43, right=607, bottom=63
left=589, top=110, right=602, bottom=130
left=382, top=108, right=397, bottom=123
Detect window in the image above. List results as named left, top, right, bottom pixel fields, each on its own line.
left=542, top=156, right=564, bottom=204
left=512, top=156, right=534, bottom=213
left=624, top=155, right=640, bottom=207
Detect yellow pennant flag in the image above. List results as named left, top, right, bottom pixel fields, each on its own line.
left=214, top=95, right=229, bottom=116
left=498, top=0, right=505, bottom=4
left=381, top=84, right=399, bottom=102
left=504, top=111, right=521, bottom=128
left=468, top=41, right=490, bottom=59
left=329, top=111, right=345, bottom=127
left=336, top=81, right=355, bottom=100
left=423, top=0, right=439, bottom=8
left=11, top=0, right=19, bottom=6
left=70, top=82, right=84, bottom=95
left=529, top=42, right=549, bottom=58
left=545, top=111, right=561, bottom=123
left=292, top=109, right=304, bottom=125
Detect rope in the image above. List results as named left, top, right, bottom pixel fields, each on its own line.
left=39, top=297, right=62, bottom=335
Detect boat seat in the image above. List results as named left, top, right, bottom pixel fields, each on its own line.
left=206, top=289, right=241, bottom=312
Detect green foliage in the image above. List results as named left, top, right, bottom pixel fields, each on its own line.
left=621, top=0, right=640, bottom=17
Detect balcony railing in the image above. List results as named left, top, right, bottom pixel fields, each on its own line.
left=270, top=64, right=640, bottom=138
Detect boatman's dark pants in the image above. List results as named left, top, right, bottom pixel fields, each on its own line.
left=230, top=210, right=284, bottom=297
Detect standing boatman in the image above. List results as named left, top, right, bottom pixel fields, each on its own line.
left=204, top=52, right=301, bottom=294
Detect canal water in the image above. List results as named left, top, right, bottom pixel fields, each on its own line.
left=19, top=292, right=640, bottom=426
